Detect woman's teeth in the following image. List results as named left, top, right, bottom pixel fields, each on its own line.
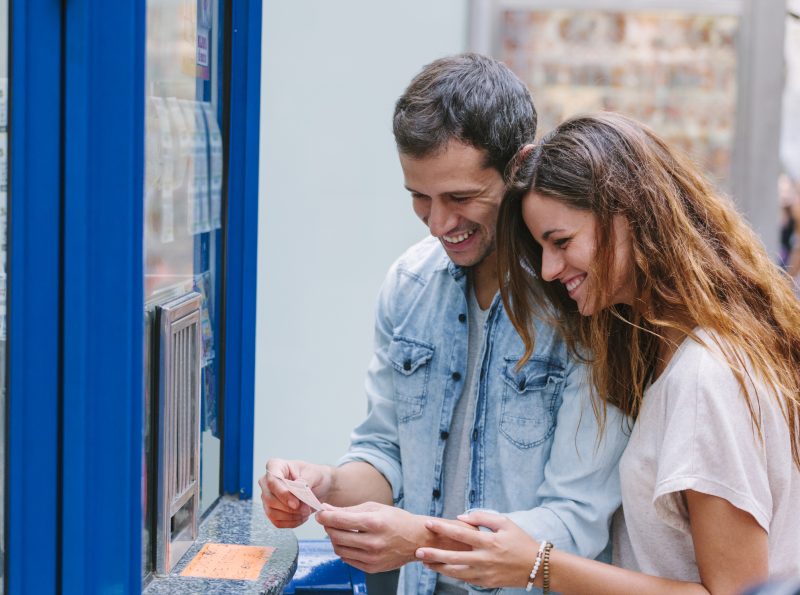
left=443, top=229, right=475, bottom=244
left=565, top=275, right=585, bottom=292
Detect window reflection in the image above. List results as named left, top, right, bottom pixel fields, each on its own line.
left=143, top=0, right=222, bottom=580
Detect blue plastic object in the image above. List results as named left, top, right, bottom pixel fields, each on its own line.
left=284, top=540, right=368, bottom=594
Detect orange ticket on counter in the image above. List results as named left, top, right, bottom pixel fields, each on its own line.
left=180, top=543, right=275, bottom=581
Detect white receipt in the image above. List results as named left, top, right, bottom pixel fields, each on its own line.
left=270, top=473, right=326, bottom=511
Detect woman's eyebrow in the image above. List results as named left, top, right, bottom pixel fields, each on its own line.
left=542, top=228, right=566, bottom=240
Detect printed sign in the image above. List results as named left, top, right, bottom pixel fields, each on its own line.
left=180, top=543, right=275, bottom=581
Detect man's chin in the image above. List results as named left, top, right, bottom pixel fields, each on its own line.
left=440, top=239, right=493, bottom=267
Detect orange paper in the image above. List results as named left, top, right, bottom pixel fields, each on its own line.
left=180, top=543, right=275, bottom=581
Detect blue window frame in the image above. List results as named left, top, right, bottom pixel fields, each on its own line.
left=7, top=1, right=62, bottom=593
left=6, top=0, right=261, bottom=591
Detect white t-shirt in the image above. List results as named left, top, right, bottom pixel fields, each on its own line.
left=612, top=328, right=800, bottom=581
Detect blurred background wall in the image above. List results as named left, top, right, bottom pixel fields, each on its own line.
left=254, top=0, right=469, bottom=538
left=253, top=0, right=799, bottom=539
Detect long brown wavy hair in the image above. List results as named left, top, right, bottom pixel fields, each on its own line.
left=497, top=112, right=800, bottom=467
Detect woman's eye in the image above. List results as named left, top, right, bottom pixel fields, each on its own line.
left=553, top=237, right=570, bottom=249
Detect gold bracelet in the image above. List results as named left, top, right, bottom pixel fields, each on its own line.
left=542, top=541, right=554, bottom=595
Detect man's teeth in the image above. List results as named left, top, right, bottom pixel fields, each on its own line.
left=565, top=276, right=585, bottom=292
left=443, top=229, right=475, bottom=244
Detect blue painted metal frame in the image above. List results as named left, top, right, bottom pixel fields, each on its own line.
left=7, top=1, right=62, bottom=593
left=222, top=0, right=262, bottom=499
left=61, top=1, right=145, bottom=593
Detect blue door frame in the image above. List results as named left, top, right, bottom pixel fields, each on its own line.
left=7, top=1, right=261, bottom=592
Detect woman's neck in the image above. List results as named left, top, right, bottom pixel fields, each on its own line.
left=652, top=325, right=689, bottom=380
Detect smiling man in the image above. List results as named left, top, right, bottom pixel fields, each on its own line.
left=259, top=54, right=629, bottom=595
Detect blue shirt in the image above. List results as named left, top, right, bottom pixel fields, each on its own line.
left=339, top=237, right=629, bottom=595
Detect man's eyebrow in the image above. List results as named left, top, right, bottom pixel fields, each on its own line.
left=542, top=228, right=565, bottom=240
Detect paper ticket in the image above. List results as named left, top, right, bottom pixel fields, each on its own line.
left=269, top=472, right=326, bottom=511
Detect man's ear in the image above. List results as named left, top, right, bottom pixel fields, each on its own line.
left=504, top=143, right=536, bottom=184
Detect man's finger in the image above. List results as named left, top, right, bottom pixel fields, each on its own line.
left=329, top=544, right=373, bottom=565
left=262, top=493, right=298, bottom=514
left=268, top=508, right=310, bottom=524
left=316, top=510, right=371, bottom=532
left=324, top=527, right=373, bottom=550
left=263, top=472, right=302, bottom=511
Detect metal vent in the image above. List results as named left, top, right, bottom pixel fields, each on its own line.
left=155, top=292, right=202, bottom=574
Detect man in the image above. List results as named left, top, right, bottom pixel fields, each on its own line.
left=260, top=53, right=628, bottom=595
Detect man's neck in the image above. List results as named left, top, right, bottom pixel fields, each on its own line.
left=469, top=256, right=499, bottom=310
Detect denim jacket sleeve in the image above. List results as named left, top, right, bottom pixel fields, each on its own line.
left=505, top=359, right=630, bottom=558
left=337, top=266, right=404, bottom=504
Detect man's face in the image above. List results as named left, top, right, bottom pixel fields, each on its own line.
left=400, top=140, right=505, bottom=270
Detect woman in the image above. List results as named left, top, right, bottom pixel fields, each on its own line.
left=414, top=113, right=800, bottom=594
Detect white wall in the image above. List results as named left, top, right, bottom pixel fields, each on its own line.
left=255, top=1, right=468, bottom=538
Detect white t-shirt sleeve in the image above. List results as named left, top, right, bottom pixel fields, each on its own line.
left=651, top=343, right=773, bottom=534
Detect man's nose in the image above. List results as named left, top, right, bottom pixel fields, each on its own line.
left=540, top=249, right=563, bottom=282
left=427, top=200, right=457, bottom=236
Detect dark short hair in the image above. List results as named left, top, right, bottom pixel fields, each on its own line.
left=393, top=53, right=537, bottom=178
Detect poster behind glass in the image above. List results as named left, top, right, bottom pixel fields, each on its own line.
left=143, top=0, right=222, bottom=579
left=499, top=9, right=739, bottom=189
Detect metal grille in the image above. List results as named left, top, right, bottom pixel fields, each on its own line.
left=155, top=292, right=202, bottom=574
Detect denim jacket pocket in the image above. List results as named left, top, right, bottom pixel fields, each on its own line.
left=499, top=356, right=564, bottom=448
left=388, top=336, right=435, bottom=422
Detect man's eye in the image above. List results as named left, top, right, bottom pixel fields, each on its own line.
left=411, top=192, right=426, bottom=200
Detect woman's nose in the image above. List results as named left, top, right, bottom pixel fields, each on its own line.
left=540, top=249, right=563, bottom=282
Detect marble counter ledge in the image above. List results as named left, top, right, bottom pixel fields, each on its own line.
left=144, top=497, right=299, bottom=595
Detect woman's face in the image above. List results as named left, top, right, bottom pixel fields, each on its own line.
left=522, top=191, right=635, bottom=316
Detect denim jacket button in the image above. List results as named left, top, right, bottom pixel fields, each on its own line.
left=440, top=430, right=449, bottom=440
left=472, top=428, right=478, bottom=441
left=458, top=313, right=466, bottom=323
left=403, top=359, right=411, bottom=371
left=432, top=489, right=441, bottom=499
left=469, top=490, right=475, bottom=503
left=518, top=378, right=527, bottom=391
left=451, top=371, right=462, bottom=381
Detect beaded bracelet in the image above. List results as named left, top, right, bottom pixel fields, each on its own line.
left=542, top=541, right=554, bottom=595
left=525, top=540, right=550, bottom=592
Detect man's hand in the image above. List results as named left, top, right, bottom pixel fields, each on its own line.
left=316, top=502, right=429, bottom=573
left=259, top=458, right=333, bottom=528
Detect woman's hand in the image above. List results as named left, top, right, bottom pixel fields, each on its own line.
left=415, top=510, right=540, bottom=589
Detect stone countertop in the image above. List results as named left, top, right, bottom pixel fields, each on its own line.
left=144, top=497, right=298, bottom=595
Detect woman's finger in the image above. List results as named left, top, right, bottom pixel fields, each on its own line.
left=421, top=562, right=474, bottom=581
left=425, top=519, right=490, bottom=548
left=416, top=546, right=480, bottom=565
left=457, top=510, right=508, bottom=532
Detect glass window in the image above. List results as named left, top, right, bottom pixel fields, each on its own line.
left=143, top=0, right=223, bottom=579
left=0, top=0, right=8, bottom=589
left=498, top=8, right=739, bottom=189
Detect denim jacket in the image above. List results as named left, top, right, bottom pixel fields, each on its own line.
left=339, top=237, right=629, bottom=595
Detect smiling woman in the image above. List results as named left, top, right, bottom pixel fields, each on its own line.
left=413, top=112, right=800, bottom=594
